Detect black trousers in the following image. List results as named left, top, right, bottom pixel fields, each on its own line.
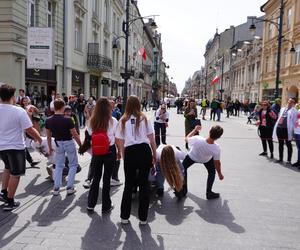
left=259, top=126, right=274, bottom=154
left=87, top=146, right=116, bottom=210
left=154, top=122, right=167, bottom=146
left=121, top=143, right=152, bottom=221
left=111, top=160, right=120, bottom=180
left=210, top=109, right=216, bottom=121
left=182, top=155, right=216, bottom=194
left=276, top=127, right=292, bottom=161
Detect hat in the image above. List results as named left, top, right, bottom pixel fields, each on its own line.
left=64, top=105, right=72, bottom=111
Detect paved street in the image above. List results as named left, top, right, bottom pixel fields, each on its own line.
left=0, top=108, right=300, bottom=250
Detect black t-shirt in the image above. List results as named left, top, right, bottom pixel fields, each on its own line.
left=45, top=114, right=74, bottom=140
left=77, top=99, right=86, bottom=112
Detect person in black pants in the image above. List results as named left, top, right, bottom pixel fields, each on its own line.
left=76, top=94, right=86, bottom=128
left=85, top=97, right=120, bottom=213
left=116, top=96, right=156, bottom=225
left=154, top=104, right=169, bottom=146
left=180, top=125, right=224, bottom=200
left=257, top=101, right=277, bottom=159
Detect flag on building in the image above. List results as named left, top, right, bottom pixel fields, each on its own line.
left=211, top=75, right=220, bottom=85
left=138, top=47, right=147, bottom=61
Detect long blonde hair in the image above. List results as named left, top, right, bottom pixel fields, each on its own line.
left=90, top=97, right=112, bottom=132
left=120, top=95, right=147, bottom=134
left=160, top=146, right=183, bottom=192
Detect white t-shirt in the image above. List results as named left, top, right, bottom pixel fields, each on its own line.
left=87, top=117, right=118, bottom=146
left=294, top=110, right=300, bottom=135
left=188, top=135, right=221, bottom=163
left=154, top=109, right=170, bottom=123
left=0, top=104, right=33, bottom=150
left=115, top=115, right=154, bottom=147
left=156, top=144, right=186, bottom=162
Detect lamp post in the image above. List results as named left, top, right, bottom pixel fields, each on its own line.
left=120, top=0, right=158, bottom=112
left=162, top=63, right=169, bottom=100
left=249, top=0, right=295, bottom=100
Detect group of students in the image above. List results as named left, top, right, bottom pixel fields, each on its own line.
left=257, top=98, right=300, bottom=168
left=0, top=83, right=225, bottom=225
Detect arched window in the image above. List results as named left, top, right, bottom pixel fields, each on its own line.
left=104, top=0, right=109, bottom=25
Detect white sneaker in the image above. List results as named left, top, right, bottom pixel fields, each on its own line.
left=110, top=179, right=123, bottom=186
left=139, top=220, right=147, bottom=225
left=66, top=187, right=76, bottom=195
left=121, top=219, right=129, bottom=225
left=53, top=188, right=60, bottom=196
left=83, top=180, right=91, bottom=189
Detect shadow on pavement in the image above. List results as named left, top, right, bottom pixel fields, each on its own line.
left=188, top=193, right=245, bottom=234
left=0, top=215, right=30, bottom=249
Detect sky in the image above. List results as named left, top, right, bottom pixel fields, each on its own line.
left=138, top=0, right=266, bottom=93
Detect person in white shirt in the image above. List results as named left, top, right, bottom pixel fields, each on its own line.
left=155, top=144, right=186, bottom=197
left=0, top=84, right=42, bottom=211
left=85, top=97, right=120, bottom=213
left=116, top=95, right=156, bottom=225
left=182, top=125, right=224, bottom=200
left=292, top=105, right=300, bottom=168
left=154, top=104, right=169, bottom=146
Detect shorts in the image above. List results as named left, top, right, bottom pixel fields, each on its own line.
left=0, top=149, right=26, bottom=176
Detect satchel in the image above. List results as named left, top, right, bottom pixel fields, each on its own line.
left=191, top=118, right=201, bottom=129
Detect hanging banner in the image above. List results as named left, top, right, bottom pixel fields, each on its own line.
left=27, top=27, right=54, bottom=69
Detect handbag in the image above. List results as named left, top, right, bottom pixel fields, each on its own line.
left=191, top=118, right=201, bottom=129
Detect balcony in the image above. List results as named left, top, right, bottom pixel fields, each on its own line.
left=87, top=43, right=112, bottom=72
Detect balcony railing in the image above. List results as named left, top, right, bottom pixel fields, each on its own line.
left=87, top=43, right=112, bottom=72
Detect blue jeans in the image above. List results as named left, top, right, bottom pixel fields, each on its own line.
left=294, top=134, right=300, bottom=162
left=54, top=140, right=78, bottom=189
left=77, top=111, right=85, bottom=127
left=216, top=108, right=221, bottom=121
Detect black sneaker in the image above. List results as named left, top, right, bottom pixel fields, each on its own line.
left=102, top=204, right=114, bottom=213
left=0, top=192, right=8, bottom=203
left=270, top=153, right=274, bottom=159
left=259, top=152, right=267, bottom=156
left=206, top=191, right=220, bottom=200
left=156, top=188, right=164, bottom=198
left=30, top=161, right=40, bottom=168
left=292, top=162, right=300, bottom=167
left=3, top=201, right=20, bottom=211
left=276, top=159, right=283, bottom=164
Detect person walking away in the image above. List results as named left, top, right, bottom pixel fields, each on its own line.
left=181, top=125, right=224, bottom=200
left=86, top=97, right=119, bottom=213
left=0, top=84, right=42, bottom=211
left=154, top=104, right=169, bottom=146
left=292, top=104, right=300, bottom=168
left=273, top=98, right=298, bottom=164
left=155, top=144, right=186, bottom=198
left=116, top=95, right=156, bottom=225
left=77, top=94, right=86, bottom=128
left=201, top=97, right=208, bottom=120
left=184, top=99, right=198, bottom=149
left=210, top=98, right=218, bottom=121
left=216, top=99, right=222, bottom=121
left=141, top=97, right=148, bottom=112
left=84, top=97, right=96, bottom=126
left=45, top=98, right=82, bottom=195
left=257, top=101, right=277, bottom=159
left=234, top=99, right=241, bottom=116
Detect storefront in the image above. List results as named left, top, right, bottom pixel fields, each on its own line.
left=72, top=70, right=84, bottom=96
left=90, top=75, right=99, bottom=98
left=101, top=78, right=110, bottom=97
left=25, top=67, right=56, bottom=108
left=262, top=88, right=282, bottom=100
left=111, top=80, right=118, bottom=98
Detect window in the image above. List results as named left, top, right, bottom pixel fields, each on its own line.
left=283, top=48, right=289, bottom=67
left=75, top=19, right=82, bottom=51
left=268, top=23, right=272, bottom=40
left=265, top=57, right=269, bottom=73
left=104, top=0, right=109, bottom=25
left=27, top=0, right=35, bottom=27
left=122, top=50, right=125, bottom=67
left=104, top=40, right=108, bottom=57
left=113, top=12, right=116, bottom=33
left=92, top=0, right=98, bottom=15
left=47, top=1, right=52, bottom=27
left=295, top=44, right=300, bottom=65
left=116, top=17, right=120, bottom=35
left=93, top=32, right=98, bottom=43
left=273, top=53, right=277, bottom=71
left=287, top=8, right=292, bottom=29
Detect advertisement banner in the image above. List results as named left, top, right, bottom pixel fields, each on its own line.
left=27, top=27, right=54, bottom=69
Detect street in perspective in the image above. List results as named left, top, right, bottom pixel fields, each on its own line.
left=0, top=0, right=300, bottom=249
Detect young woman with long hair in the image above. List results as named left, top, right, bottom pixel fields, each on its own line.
left=116, top=95, right=156, bottom=225
left=86, top=97, right=120, bottom=213
left=155, top=145, right=185, bottom=197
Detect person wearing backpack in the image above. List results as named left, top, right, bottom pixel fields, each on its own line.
left=86, top=97, right=120, bottom=213
left=116, top=95, right=156, bottom=225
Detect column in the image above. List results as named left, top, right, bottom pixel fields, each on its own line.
left=56, top=65, right=63, bottom=93
left=85, top=72, right=90, bottom=98
left=20, top=58, right=26, bottom=90
left=65, top=68, right=72, bottom=96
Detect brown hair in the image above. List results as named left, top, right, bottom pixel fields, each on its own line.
left=160, top=146, right=183, bottom=192
left=120, top=95, right=147, bottom=134
left=0, top=84, right=16, bottom=102
left=54, top=98, right=65, bottom=111
left=90, top=97, right=112, bottom=132
left=209, top=125, right=224, bottom=140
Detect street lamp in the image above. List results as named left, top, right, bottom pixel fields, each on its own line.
left=249, top=0, right=295, bottom=100
left=120, top=0, right=158, bottom=111
left=162, top=63, right=169, bottom=100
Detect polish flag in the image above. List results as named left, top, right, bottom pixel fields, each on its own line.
left=138, top=47, right=147, bottom=61
left=211, top=75, right=220, bottom=85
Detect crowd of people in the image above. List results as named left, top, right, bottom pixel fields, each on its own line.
left=0, top=83, right=225, bottom=227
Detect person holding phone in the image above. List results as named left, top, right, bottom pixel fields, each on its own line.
left=154, top=104, right=169, bottom=146
left=184, top=99, right=198, bottom=149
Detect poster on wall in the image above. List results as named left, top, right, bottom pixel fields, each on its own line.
left=27, top=27, right=54, bottom=70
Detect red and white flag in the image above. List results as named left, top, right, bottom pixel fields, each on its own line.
left=211, top=75, right=220, bottom=85
left=138, top=47, right=147, bottom=61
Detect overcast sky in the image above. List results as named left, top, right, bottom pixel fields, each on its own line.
left=138, top=0, right=266, bottom=93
